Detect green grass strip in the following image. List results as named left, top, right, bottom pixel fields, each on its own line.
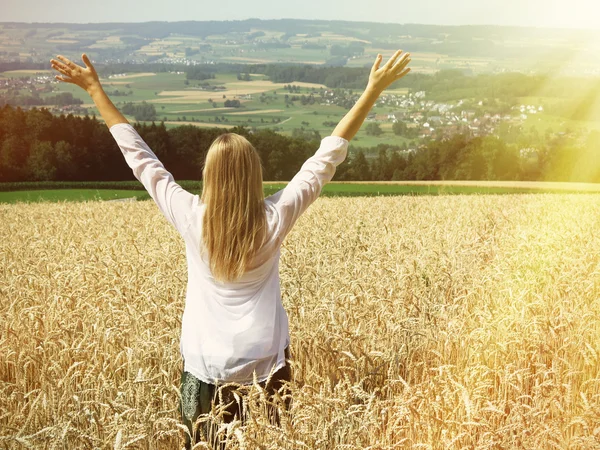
left=0, top=184, right=595, bottom=204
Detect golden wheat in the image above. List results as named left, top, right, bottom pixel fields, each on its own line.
left=1, top=194, right=599, bottom=449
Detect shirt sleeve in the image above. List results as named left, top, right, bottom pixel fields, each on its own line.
left=109, top=122, right=197, bottom=234
left=266, top=135, right=348, bottom=239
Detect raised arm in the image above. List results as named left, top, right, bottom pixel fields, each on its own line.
left=332, top=49, right=411, bottom=141
left=266, top=134, right=349, bottom=239
left=268, top=50, right=412, bottom=238
left=50, top=54, right=196, bottom=233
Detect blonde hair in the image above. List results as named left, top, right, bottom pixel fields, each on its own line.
left=201, top=133, right=267, bottom=283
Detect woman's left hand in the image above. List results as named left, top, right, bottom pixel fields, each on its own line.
left=50, top=53, right=101, bottom=95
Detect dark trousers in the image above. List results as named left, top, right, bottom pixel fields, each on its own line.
left=180, top=347, right=292, bottom=450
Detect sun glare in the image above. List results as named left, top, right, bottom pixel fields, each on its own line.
left=534, top=0, right=600, bottom=30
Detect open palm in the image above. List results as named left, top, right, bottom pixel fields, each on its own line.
left=50, top=53, right=101, bottom=94
left=367, top=50, right=411, bottom=93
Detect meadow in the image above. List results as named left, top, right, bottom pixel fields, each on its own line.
left=1, top=69, right=407, bottom=148
left=5, top=67, right=600, bottom=154
left=0, top=189, right=150, bottom=203
left=96, top=71, right=408, bottom=149
left=1, top=194, right=599, bottom=448
left=3, top=180, right=600, bottom=203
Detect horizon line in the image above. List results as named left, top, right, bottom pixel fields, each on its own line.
left=1, top=18, right=600, bottom=33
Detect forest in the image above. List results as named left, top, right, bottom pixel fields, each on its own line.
left=0, top=104, right=598, bottom=183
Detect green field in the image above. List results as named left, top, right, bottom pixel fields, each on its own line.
left=1, top=68, right=416, bottom=149
left=5, top=66, right=599, bottom=151
left=2, top=181, right=599, bottom=203
left=0, top=189, right=152, bottom=203
left=522, top=110, right=600, bottom=134
left=113, top=72, right=407, bottom=148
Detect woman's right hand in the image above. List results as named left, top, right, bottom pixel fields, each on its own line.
left=330, top=50, right=412, bottom=141
left=366, top=50, right=411, bottom=94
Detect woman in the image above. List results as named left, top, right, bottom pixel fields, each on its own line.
left=50, top=49, right=411, bottom=448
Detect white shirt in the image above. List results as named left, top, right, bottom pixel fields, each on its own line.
left=109, top=123, right=349, bottom=384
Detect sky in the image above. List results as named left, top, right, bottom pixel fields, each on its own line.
left=1, top=0, right=599, bottom=30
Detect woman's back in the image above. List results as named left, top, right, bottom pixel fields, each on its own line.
left=179, top=198, right=287, bottom=384
left=106, top=125, right=349, bottom=384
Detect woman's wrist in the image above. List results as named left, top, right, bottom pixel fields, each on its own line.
left=364, top=83, right=383, bottom=99
left=86, top=82, right=104, bottom=98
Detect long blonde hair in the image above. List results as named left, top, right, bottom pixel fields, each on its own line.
left=201, top=133, right=267, bottom=283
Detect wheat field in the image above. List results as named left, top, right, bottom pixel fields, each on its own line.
left=1, top=195, right=600, bottom=449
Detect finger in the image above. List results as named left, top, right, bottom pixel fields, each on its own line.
left=55, top=75, right=74, bottom=84
left=383, top=50, right=403, bottom=70
left=395, top=67, right=411, bottom=80
left=51, top=59, right=70, bottom=71
left=82, top=53, right=94, bottom=70
left=371, top=54, right=382, bottom=74
left=51, top=65, right=68, bottom=77
left=57, top=55, right=78, bottom=70
left=52, top=59, right=71, bottom=70
left=394, top=57, right=411, bottom=73
left=51, top=62, right=72, bottom=77
left=392, top=53, right=411, bottom=70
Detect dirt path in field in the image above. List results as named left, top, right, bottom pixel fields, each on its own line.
left=150, top=80, right=327, bottom=104
left=171, top=107, right=239, bottom=113
left=3, top=69, right=52, bottom=74
left=167, top=118, right=291, bottom=128
left=226, top=109, right=283, bottom=115
left=108, top=72, right=156, bottom=79
left=100, top=81, right=132, bottom=85
left=167, top=121, right=236, bottom=129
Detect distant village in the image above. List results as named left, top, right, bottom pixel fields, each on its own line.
left=0, top=73, right=89, bottom=114
left=328, top=88, right=543, bottom=141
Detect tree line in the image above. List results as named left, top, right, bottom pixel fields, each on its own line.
left=0, top=91, right=83, bottom=108
left=0, top=105, right=317, bottom=182
left=345, top=131, right=600, bottom=183
left=121, top=102, right=157, bottom=122
left=0, top=105, right=598, bottom=184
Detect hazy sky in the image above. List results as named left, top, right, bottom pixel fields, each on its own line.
left=2, top=0, right=599, bottom=30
